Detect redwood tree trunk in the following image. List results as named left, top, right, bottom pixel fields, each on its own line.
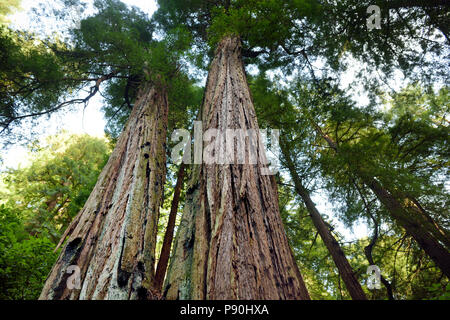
left=154, top=163, right=185, bottom=291
left=39, top=83, right=168, bottom=300
left=281, top=143, right=367, bottom=300
left=163, top=36, right=310, bottom=300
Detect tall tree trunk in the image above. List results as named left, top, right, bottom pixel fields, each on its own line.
left=154, top=163, right=185, bottom=291
left=353, top=181, right=395, bottom=300
left=281, top=142, right=367, bottom=300
left=39, top=82, right=168, bottom=300
left=309, top=118, right=450, bottom=278
left=163, top=36, right=310, bottom=300
left=384, top=0, right=449, bottom=9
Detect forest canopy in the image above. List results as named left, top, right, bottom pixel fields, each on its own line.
left=0, top=0, right=449, bottom=301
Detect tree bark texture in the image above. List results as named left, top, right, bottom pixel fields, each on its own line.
left=163, top=36, right=310, bottom=300
left=281, top=143, right=367, bottom=300
left=39, top=83, right=168, bottom=300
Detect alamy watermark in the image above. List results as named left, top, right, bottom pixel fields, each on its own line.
left=171, top=121, right=280, bottom=175
left=367, top=5, right=381, bottom=31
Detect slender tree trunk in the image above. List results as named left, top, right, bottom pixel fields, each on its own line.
left=154, top=163, right=185, bottom=291
left=39, top=82, right=168, bottom=300
left=401, top=195, right=450, bottom=250
left=363, top=220, right=395, bottom=300
left=163, top=36, right=310, bottom=300
left=281, top=143, right=367, bottom=300
left=309, top=118, right=450, bottom=278
left=365, top=178, right=450, bottom=278
left=385, top=0, right=449, bottom=9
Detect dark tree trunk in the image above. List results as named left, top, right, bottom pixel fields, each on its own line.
left=310, top=118, right=450, bottom=278
left=365, top=178, right=450, bottom=278
left=154, top=163, right=185, bottom=291
left=281, top=143, right=367, bottom=300
left=39, top=83, right=168, bottom=300
left=163, top=36, right=310, bottom=300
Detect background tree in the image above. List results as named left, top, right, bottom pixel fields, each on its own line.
left=0, top=0, right=448, bottom=300
left=250, top=74, right=367, bottom=300
left=0, top=132, right=110, bottom=299
left=1, top=131, right=111, bottom=242
left=157, top=1, right=315, bottom=299
left=0, top=0, right=21, bottom=25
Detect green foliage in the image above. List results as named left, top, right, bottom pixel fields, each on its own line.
left=208, top=0, right=320, bottom=47
left=0, top=204, right=58, bottom=300
left=156, top=0, right=449, bottom=84
left=1, top=0, right=199, bottom=143
left=1, top=131, right=111, bottom=242
left=61, top=0, right=197, bottom=137
left=0, top=26, right=80, bottom=143
left=155, top=0, right=322, bottom=70
left=347, top=235, right=449, bottom=300
left=69, top=0, right=155, bottom=76
left=251, top=70, right=449, bottom=299
left=428, top=283, right=450, bottom=300
left=278, top=183, right=341, bottom=300
left=311, top=0, right=449, bottom=83
left=278, top=76, right=449, bottom=231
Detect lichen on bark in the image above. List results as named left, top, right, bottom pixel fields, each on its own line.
left=39, top=83, right=168, bottom=300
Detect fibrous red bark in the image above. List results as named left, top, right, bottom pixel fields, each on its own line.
left=163, top=36, right=310, bottom=300
left=39, top=83, right=168, bottom=300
